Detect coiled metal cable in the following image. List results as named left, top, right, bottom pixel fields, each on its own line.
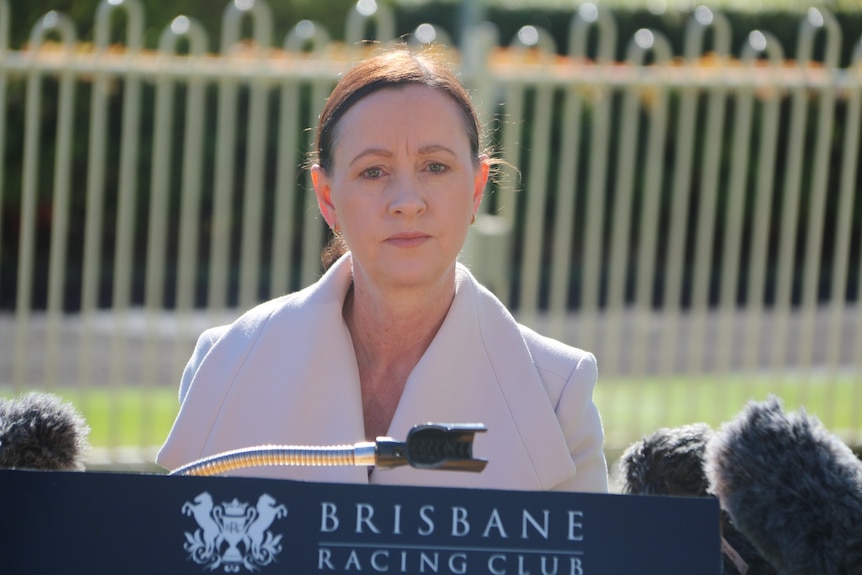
left=170, top=442, right=377, bottom=477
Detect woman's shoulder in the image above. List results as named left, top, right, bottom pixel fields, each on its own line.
left=209, top=265, right=342, bottom=343
left=456, top=263, right=598, bottom=391
left=518, top=324, right=598, bottom=404
left=177, top=291, right=306, bottom=403
left=519, top=324, right=596, bottom=371
left=203, top=293, right=296, bottom=346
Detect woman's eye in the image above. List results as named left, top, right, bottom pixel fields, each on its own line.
left=361, top=167, right=384, bottom=179
left=426, top=162, right=448, bottom=174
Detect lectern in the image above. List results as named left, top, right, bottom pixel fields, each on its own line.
left=0, top=468, right=720, bottom=574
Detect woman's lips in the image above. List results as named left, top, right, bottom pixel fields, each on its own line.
left=386, top=232, right=430, bottom=247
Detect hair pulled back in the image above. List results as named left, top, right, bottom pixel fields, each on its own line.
left=315, top=48, right=482, bottom=173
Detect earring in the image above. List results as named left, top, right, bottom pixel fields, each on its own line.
left=471, top=213, right=476, bottom=225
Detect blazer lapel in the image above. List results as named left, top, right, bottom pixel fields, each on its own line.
left=376, top=265, right=577, bottom=491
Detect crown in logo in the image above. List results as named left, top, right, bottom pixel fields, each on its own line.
left=222, top=498, right=249, bottom=516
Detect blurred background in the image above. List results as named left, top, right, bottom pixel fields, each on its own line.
left=1, top=0, right=860, bottom=474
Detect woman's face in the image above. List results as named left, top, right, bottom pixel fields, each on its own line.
left=312, top=85, right=489, bottom=292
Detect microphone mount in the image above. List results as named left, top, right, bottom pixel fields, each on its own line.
left=169, top=423, right=487, bottom=477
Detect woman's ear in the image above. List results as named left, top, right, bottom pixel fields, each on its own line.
left=472, top=155, right=490, bottom=215
left=311, top=164, right=337, bottom=230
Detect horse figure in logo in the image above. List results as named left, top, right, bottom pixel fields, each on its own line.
left=182, top=492, right=222, bottom=562
left=245, top=494, right=288, bottom=564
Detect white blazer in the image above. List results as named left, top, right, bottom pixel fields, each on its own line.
left=157, top=255, right=608, bottom=493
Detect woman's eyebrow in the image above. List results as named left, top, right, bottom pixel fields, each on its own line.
left=349, top=147, right=393, bottom=167
left=349, top=144, right=458, bottom=166
left=417, top=144, right=457, bottom=157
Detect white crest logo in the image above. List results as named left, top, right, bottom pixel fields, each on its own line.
left=182, top=491, right=287, bottom=573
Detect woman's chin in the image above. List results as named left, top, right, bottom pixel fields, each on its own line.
left=377, top=261, right=453, bottom=291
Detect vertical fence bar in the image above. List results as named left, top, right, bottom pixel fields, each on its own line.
left=299, top=77, right=334, bottom=288
left=771, top=15, right=811, bottom=378
left=237, top=0, right=272, bottom=310
left=548, top=46, right=583, bottom=340
left=511, top=26, right=556, bottom=329
left=208, top=2, right=243, bottom=313
left=496, top=79, right=525, bottom=309
left=463, top=22, right=507, bottom=297
left=796, top=9, right=841, bottom=404
left=141, top=24, right=176, bottom=453
left=172, top=17, right=209, bottom=375
left=272, top=21, right=329, bottom=297
left=736, top=34, right=784, bottom=381
left=272, top=70, right=301, bottom=296
left=685, top=25, right=729, bottom=380
left=577, top=4, right=616, bottom=357
left=0, top=0, right=8, bottom=304
left=659, top=15, right=702, bottom=381
left=853, top=41, right=862, bottom=436
left=602, top=59, right=638, bottom=378
left=103, top=0, right=144, bottom=457
left=13, top=23, right=42, bottom=391
left=78, top=12, right=109, bottom=415
left=271, top=31, right=303, bottom=297
left=618, top=29, right=671, bottom=438
left=14, top=12, right=77, bottom=391
left=629, top=31, right=670, bottom=379
left=43, top=16, right=77, bottom=391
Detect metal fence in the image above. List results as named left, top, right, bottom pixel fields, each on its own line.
left=1, top=0, right=861, bottom=464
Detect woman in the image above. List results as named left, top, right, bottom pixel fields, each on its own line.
left=157, top=47, right=608, bottom=493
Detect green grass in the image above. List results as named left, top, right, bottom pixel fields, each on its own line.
left=5, top=372, right=860, bottom=459
left=595, top=373, right=862, bottom=450
left=71, top=388, right=180, bottom=449
left=1, top=387, right=180, bottom=451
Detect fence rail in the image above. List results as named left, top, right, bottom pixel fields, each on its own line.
left=1, top=0, right=861, bottom=464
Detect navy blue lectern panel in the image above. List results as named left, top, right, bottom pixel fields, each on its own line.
left=0, top=469, right=720, bottom=574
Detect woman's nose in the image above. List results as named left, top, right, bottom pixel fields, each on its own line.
left=388, top=174, right=427, bottom=216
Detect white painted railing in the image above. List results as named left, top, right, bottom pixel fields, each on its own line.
left=1, top=0, right=860, bottom=460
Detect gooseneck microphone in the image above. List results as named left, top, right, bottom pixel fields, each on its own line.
left=170, top=422, right=487, bottom=477
left=0, top=391, right=90, bottom=471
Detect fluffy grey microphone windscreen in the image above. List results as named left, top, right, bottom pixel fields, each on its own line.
left=705, top=396, right=862, bottom=575
left=617, top=422, right=714, bottom=497
left=0, top=391, right=90, bottom=471
left=617, top=422, right=777, bottom=575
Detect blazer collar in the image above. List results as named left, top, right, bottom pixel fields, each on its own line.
left=163, top=254, right=576, bottom=490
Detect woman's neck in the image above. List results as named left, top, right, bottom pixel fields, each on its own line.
left=342, top=270, right=457, bottom=439
left=344, top=277, right=454, bottom=368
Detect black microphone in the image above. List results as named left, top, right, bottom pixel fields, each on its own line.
left=617, top=423, right=776, bottom=575
left=617, top=422, right=714, bottom=497
left=0, top=391, right=90, bottom=471
left=705, top=396, right=862, bottom=575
